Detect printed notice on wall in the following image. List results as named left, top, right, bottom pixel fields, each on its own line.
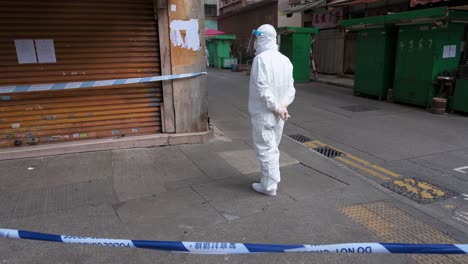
left=449, top=45, right=457, bottom=58
left=443, top=45, right=457, bottom=59
left=35, top=39, right=56, bottom=63
left=443, top=45, right=450, bottom=58
left=169, top=19, right=201, bottom=51
left=15, top=39, right=37, bottom=64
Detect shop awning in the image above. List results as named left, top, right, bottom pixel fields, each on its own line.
left=410, top=0, right=449, bottom=8
left=328, top=0, right=379, bottom=8
left=205, top=29, right=226, bottom=36
left=284, top=0, right=327, bottom=15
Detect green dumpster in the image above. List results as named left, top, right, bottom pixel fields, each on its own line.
left=387, top=7, right=468, bottom=107
left=205, top=34, right=237, bottom=69
left=342, top=16, right=396, bottom=100
left=453, top=79, right=468, bottom=113
left=278, top=27, right=319, bottom=83
left=206, top=41, right=215, bottom=67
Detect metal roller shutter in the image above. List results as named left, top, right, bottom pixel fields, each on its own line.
left=0, top=0, right=162, bottom=148
left=343, top=32, right=357, bottom=74
left=313, top=29, right=345, bottom=74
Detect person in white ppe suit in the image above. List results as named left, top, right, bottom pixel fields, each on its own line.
left=249, top=24, right=295, bottom=196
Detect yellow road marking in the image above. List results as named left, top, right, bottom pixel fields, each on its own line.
left=369, top=165, right=401, bottom=178
left=311, top=140, right=326, bottom=146
left=393, top=178, right=446, bottom=199
left=313, top=141, right=371, bottom=165
left=305, top=140, right=326, bottom=148
left=309, top=140, right=400, bottom=178
left=302, top=139, right=399, bottom=179
left=304, top=141, right=319, bottom=148
left=394, top=179, right=420, bottom=195
left=418, top=181, right=445, bottom=197
left=336, top=157, right=391, bottom=181
left=342, top=152, right=371, bottom=165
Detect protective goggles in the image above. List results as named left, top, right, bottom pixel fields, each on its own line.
left=252, top=29, right=262, bottom=36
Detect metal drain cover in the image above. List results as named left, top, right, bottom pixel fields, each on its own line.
left=314, top=146, right=343, bottom=158
left=340, top=105, right=379, bottom=112
left=288, top=134, right=312, bottom=143
left=382, top=178, right=458, bottom=204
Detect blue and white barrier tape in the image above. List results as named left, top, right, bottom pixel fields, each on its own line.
left=0, top=72, right=207, bottom=94
left=1, top=228, right=467, bottom=254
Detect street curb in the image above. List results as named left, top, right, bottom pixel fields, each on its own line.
left=312, top=79, right=354, bottom=89
left=0, top=130, right=214, bottom=161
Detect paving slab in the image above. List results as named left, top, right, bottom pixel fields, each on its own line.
left=112, top=147, right=210, bottom=202
left=151, top=194, right=414, bottom=264
left=280, top=163, right=347, bottom=201
left=115, top=188, right=226, bottom=241
left=0, top=204, right=151, bottom=264
left=211, top=120, right=252, bottom=141
left=0, top=151, right=112, bottom=192
left=208, top=101, right=249, bottom=123
left=192, top=172, right=295, bottom=219
left=112, top=148, right=167, bottom=202
left=180, top=144, right=242, bottom=180
left=0, top=178, right=116, bottom=220
left=217, top=149, right=298, bottom=175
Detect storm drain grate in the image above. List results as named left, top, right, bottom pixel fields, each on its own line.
left=314, top=146, right=343, bottom=158
left=382, top=178, right=458, bottom=204
left=340, top=105, right=379, bottom=112
left=288, top=134, right=312, bottom=143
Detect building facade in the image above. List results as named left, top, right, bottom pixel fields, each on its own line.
left=205, top=0, right=219, bottom=30
left=287, top=0, right=410, bottom=75
left=217, top=0, right=303, bottom=62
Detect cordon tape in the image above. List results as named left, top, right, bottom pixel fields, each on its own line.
left=0, top=72, right=207, bottom=95
left=1, top=228, right=467, bottom=254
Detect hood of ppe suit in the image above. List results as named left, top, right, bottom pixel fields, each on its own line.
left=254, top=24, right=278, bottom=56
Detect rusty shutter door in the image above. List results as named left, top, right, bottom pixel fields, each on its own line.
left=0, top=0, right=162, bottom=148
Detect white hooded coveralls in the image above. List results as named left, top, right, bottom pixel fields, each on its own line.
left=248, top=25, right=296, bottom=191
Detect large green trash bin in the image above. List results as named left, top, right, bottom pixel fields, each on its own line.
left=387, top=7, right=468, bottom=107
left=205, top=34, right=237, bottom=69
left=453, top=79, right=468, bottom=113
left=342, top=16, right=396, bottom=100
left=206, top=41, right=216, bottom=67
left=278, top=27, right=319, bottom=83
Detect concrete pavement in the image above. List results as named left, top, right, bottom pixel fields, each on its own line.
left=0, top=68, right=467, bottom=263
left=314, top=73, right=355, bottom=89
